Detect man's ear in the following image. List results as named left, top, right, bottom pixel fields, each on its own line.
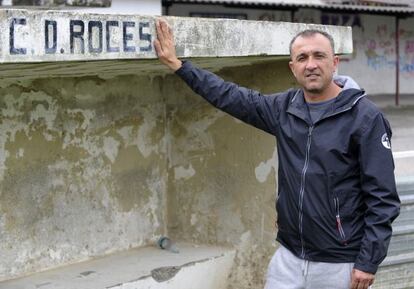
left=289, top=61, right=296, bottom=77
left=333, top=55, right=340, bottom=71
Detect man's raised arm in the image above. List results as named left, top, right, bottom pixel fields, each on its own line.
left=152, top=19, right=281, bottom=136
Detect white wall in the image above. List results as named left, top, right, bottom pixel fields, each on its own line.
left=335, top=13, right=397, bottom=94
left=399, top=17, right=414, bottom=94
left=304, top=11, right=414, bottom=95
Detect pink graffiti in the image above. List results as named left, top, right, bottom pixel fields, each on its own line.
left=367, top=40, right=376, bottom=50
left=405, top=41, right=414, bottom=54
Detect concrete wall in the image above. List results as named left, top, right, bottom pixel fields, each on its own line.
left=166, top=60, right=295, bottom=289
left=0, top=58, right=294, bottom=286
left=0, top=73, right=169, bottom=280
left=0, top=59, right=292, bottom=288
left=167, top=4, right=414, bottom=96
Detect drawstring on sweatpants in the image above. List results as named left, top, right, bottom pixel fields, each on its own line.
left=302, top=260, right=309, bottom=277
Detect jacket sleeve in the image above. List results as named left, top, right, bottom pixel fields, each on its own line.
left=175, top=61, right=281, bottom=135
left=354, top=112, right=400, bottom=274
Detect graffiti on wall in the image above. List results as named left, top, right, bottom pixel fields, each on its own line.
left=292, top=9, right=414, bottom=77
left=405, top=40, right=414, bottom=54
left=257, top=9, right=414, bottom=78
left=364, top=24, right=395, bottom=71
left=293, top=9, right=363, bottom=29
left=400, top=35, right=414, bottom=75
left=361, top=23, right=414, bottom=76
left=320, top=14, right=362, bottom=28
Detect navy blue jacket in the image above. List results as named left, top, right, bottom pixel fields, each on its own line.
left=175, top=61, right=400, bottom=274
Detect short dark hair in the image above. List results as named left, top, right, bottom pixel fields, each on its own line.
left=289, top=29, right=335, bottom=57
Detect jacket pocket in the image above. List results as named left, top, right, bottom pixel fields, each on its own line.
left=333, top=195, right=348, bottom=245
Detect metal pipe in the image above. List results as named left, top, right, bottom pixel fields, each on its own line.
left=395, top=16, right=400, bottom=106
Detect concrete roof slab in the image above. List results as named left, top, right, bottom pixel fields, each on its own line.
left=0, top=9, right=352, bottom=78
left=0, top=9, right=352, bottom=63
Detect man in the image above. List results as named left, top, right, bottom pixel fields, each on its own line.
left=154, top=19, right=400, bottom=289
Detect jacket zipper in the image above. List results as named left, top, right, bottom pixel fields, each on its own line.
left=289, top=93, right=364, bottom=257
left=299, top=125, right=313, bottom=258
left=334, top=196, right=348, bottom=245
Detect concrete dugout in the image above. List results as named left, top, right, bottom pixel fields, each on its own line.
left=0, top=9, right=352, bottom=288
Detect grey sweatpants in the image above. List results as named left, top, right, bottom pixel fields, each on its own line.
left=264, top=245, right=355, bottom=289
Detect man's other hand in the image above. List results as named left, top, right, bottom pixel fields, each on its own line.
left=154, top=19, right=182, bottom=71
left=350, top=269, right=374, bottom=289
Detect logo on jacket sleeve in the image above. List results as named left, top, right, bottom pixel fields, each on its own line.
left=381, top=133, right=391, bottom=149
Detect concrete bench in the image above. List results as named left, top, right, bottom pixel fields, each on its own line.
left=0, top=243, right=235, bottom=289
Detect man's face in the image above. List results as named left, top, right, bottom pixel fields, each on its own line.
left=289, top=34, right=339, bottom=95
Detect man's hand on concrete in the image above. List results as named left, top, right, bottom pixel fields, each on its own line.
left=350, top=269, right=374, bottom=289
left=154, top=19, right=182, bottom=71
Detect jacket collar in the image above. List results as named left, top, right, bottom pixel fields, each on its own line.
left=286, top=89, right=312, bottom=125
left=286, top=87, right=366, bottom=125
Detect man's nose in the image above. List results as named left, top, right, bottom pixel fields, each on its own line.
left=305, top=58, right=318, bottom=70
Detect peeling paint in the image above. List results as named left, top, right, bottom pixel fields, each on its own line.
left=174, top=164, right=196, bottom=180
left=16, top=148, right=24, bottom=158
left=116, top=109, right=165, bottom=159
left=190, top=214, right=198, bottom=226
left=0, top=57, right=293, bottom=289
left=166, top=61, right=292, bottom=289
left=0, top=74, right=167, bottom=281
left=137, top=112, right=163, bottom=158
left=255, top=146, right=278, bottom=183
left=103, top=137, right=120, bottom=163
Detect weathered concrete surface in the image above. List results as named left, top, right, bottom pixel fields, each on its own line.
left=0, top=56, right=285, bottom=84
left=165, top=60, right=296, bottom=289
left=0, top=243, right=235, bottom=289
left=0, top=72, right=169, bottom=281
left=0, top=58, right=295, bottom=286
left=0, top=9, right=352, bottom=63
